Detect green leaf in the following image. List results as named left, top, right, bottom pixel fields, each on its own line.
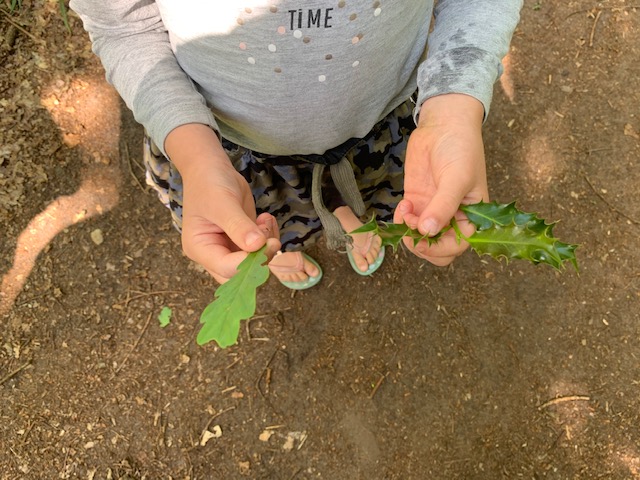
left=158, top=306, right=172, bottom=328
left=349, top=201, right=578, bottom=271
left=10, top=0, right=23, bottom=12
left=460, top=201, right=579, bottom=271
left=58, top=0, right=72, bottom=33
left=351, top=218, right=442, bottom=252
left=460, top=201, right=533, bottom=229
left=197, top=246, right=270, bottom=348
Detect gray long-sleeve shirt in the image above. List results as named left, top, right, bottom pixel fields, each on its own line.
left=70, top=1, right=522, bottom=156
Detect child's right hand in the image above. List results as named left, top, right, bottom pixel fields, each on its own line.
left=165, top=124, right=281, bottom=283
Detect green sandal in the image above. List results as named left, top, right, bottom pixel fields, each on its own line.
left=269, top=251, right=323, bottom=290
left=347, top=232, right=385, bottom=276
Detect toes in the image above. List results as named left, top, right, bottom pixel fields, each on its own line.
left=304, top=260, right=319, bottom=278
left=269, top=252, right=320, bottom=283
left=365, top=247, right=379, bottom=265
left=352, top=234, right=382, bottom=271
left=356, top=258, right=368, bottom=272
left=292, top=271, right=306, bottom=282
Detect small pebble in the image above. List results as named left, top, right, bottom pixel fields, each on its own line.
left=90, top=229, right=104, bottom=245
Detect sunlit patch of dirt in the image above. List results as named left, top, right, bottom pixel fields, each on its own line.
left=0, top=75, right=122, bottom=314
left=500, top=52, right=516, bottom=102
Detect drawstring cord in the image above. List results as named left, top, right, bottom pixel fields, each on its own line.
left=311, top=152, right=365, bottom=250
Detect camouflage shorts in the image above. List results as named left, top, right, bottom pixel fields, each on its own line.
left=143, top=99, right=415, bottom=252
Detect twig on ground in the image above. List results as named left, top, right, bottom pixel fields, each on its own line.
left=122, top=141, right=146, bottom=192
left=19, top=421, right=35, bottom=444
left=589, top=9, right=603, bottom=47
left=115, top=290, right=184, bottom=308
left=16, top=294, right=47, bottom=307
left=369, top=373, right=387, bottom=399
left=0, top=8, right=45, bottom=44
left=539, top=395, right=591, bottom=410
left=289, top=468, right=302, bottom=480
left=584, top=175, right=640, bottom=225
left=130, top=289, right=185, bottom=296
left=110, top=312, right=153, bottom=379
left=256, top=348, right=279, bottom=398
left=245, top=309, right=291, bottom=341
left=225, top=357, right=241, bottom=370
left=0, top=362, right=32, bottom=385
left=565, top=5, right=640, bottom=20
left=256, top=348, right=289, bottom=399
left=201, top=406, right=235, bottom=436
left=156, top=412, right=168, bottom=447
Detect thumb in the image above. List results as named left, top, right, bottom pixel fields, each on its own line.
left=417, top=174, right=470, bottom=236
left=215, top=199, right=267, bottom=252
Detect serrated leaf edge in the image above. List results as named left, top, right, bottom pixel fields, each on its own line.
left=197, top=246, right=270, bottom=348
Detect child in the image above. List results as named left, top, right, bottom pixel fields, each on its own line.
left=70, top=0, right=522, bottom=287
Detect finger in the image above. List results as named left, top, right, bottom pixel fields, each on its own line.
left=200, top=244, right=251, bottom=280
left=256, top=212, right=281, bottom=240
left=395, top=199, right=425, bottom=231
left=255, top=230, right=281, bottom=262
left=417, top=180, right=468, bottom=236
left=196, top=235, right=279, bottom=281
left=263, top=237, right=281, bottom=263
left=406, top=234, right=468, bottom=264
left=207, top=269, right=230, bottom=285
left=256, top=214, right=282, bottom=262
left=181, top=218, right=251, bottom=278
left=213, top=196, right=267, bottom=252
left=414, top=252, right=457, bottom=267
left=393, top=199, right=414, bottom=225
left=405, top=212, right=474, bottom=263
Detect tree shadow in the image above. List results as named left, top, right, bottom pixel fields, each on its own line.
left=0, top=6, right=123, bottom=315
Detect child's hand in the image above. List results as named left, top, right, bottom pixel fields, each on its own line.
left=394, top=93, right=489, bottom=266
left=166, top=124, right=281, bottom=283
left=180, top=163, right=281, bottom=283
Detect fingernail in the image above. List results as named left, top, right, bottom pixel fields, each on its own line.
left=397, top=202, right=409, bottom=214
left=421, top=219, right=439, bottom=236
left=245, top=231, right=262, bottom=246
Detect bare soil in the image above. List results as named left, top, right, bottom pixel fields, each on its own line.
left=1, top=1, right=639, bottom=479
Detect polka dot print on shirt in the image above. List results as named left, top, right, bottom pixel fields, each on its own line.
left=233, top=2, right=383, bottom=82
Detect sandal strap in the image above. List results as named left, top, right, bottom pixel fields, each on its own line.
left=268, top=251, right=304, bottom=274
left=348, top=231, right=375, bottom=257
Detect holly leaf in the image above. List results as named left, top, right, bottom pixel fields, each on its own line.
left=350, top=218, right=444, bottom=251
left=350, top=201, right=578, bottom=271
left=460, top=201, right=534, bottom=229
left=460, top=201, right=579, bottom=271
left=197, top=246, right=270, bottom=348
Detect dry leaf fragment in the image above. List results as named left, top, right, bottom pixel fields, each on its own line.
left=200, top=425, right=223, bottom=446
left=259, top=430, right=274, bottom=442
left=624, top=123, right=640, bottom=140
left=282, top=435, right=295, bottom=452
left=238, top=461, right=251, bottom=475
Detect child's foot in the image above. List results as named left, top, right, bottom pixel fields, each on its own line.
left=334, top=206, right=384, bottom=274
left=268, top=251, right=322, bottom=289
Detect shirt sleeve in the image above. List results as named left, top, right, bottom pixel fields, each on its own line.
left=414, top=0, right=523, bottom=122
left=69, top=0, right=219, bottom=155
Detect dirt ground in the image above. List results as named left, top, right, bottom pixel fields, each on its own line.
left=1, top=1, right=639, bottom=479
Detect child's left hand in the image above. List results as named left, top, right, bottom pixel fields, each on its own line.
left=394, top=93, right=489, bottom=266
